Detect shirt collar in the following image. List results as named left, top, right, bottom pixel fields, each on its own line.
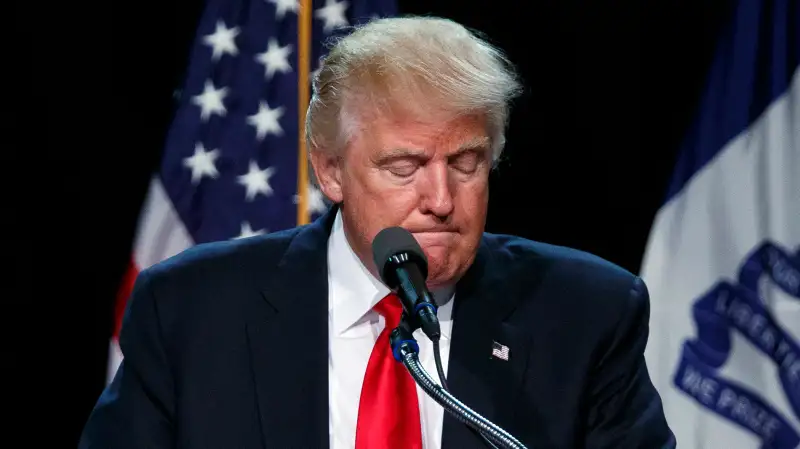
left=327, top=210, right=454, bottom=339
left=328, top=210, right=391, bottom=337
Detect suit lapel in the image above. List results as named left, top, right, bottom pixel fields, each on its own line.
left=442, top=237, right=533, bottom=448
left=243, top=210, right=532, bottom=448
left=245, top=207, right=338, bottom=449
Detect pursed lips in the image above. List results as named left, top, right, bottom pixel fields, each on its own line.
left=411, top=231, right=458, bottom=245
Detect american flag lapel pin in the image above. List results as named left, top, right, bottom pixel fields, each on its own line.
left=491, top=341, right=510, bottom=361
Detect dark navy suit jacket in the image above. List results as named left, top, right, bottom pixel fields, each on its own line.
left=79, top=207, right=675, bottom=448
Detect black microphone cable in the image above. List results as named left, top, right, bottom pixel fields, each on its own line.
left=430, top=331, right=500, bottom=449
left=392, top=324, right=527, bottom=449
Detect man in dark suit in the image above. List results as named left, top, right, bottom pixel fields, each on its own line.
left=80, top=15, right=675, bottom=449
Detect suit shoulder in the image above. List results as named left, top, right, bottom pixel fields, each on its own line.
left=482, top=233, right=649, bottom=309
left=140, top=226, right=301, bottom=285
left=480, top=233, right=651, bottom=351
left=484, top=233, right=636, bottom=279
left=122, top=227, right=306, bottom=340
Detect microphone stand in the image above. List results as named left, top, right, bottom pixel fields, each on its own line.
left=390, top=315, right=529, bottom=449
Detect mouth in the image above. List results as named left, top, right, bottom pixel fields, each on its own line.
left=408, top=226, right=459, bottom=234
left=411, top=231, right=459, bottom=246
left=411, top=230, right=459, bottom=237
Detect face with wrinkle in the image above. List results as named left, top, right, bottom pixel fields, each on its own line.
left=311, top=109, right=491, bottom=289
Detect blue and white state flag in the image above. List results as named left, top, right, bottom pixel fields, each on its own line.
left=640, top=1, right=799, bottom=448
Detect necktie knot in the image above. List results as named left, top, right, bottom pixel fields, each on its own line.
left=374, top=293, right=403, bottom=331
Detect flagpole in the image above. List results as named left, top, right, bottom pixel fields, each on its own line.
left=296, top=0, right=312, bottom=225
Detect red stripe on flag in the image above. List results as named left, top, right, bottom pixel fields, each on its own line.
left=114, top=258, right=140, bottom=340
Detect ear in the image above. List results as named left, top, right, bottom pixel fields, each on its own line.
left=309, top=149, right=343, bottom=203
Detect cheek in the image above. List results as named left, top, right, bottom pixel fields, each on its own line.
left=454, top=178, right=489, bottom=216
left=347, top=170, right=420, bottom=221
left=369, top=188, right=420, bottom=219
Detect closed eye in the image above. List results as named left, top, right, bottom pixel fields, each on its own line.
left=449, top=150, right=482, bottom=174
left=385, top=160, right=418, bottom=177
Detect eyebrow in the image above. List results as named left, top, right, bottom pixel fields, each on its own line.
left=456, top=136, right=491, bottom=153
left=376, top=147, right=427, bottom=160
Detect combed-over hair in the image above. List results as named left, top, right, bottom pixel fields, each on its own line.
left=305, top=16, right=523, bottom=161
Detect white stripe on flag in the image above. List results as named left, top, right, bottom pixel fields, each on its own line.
left=133, top=176, right=195, bottom=270
left=107, top=340, right=124, bottom=383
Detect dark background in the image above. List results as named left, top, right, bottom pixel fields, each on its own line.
left=21, top=0, right=734, bottom=445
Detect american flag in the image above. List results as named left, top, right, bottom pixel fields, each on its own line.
left=491, top=341, right=510, bottom=361
left=107, top=0, right=397, bottom=381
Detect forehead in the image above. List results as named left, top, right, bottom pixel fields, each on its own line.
left=354, top=111, right=491, bottom=157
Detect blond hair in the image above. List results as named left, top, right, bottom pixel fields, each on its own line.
left=305, top=16, right=523, bottom=161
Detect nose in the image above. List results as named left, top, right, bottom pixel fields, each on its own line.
left=419, top=162, right=454, bottom=220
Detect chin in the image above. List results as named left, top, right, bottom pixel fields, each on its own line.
left=424, top=257, right=464, bottom=288
left=422, top=248, right=452, bottom=270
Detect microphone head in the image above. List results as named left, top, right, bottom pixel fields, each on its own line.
left=371, top=227, right=428, bottom=285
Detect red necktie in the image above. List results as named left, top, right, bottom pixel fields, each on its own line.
left=355, top=293, right=424, bottom=449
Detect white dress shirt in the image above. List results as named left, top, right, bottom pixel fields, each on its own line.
left=327, top=210, right=455, bottom=449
